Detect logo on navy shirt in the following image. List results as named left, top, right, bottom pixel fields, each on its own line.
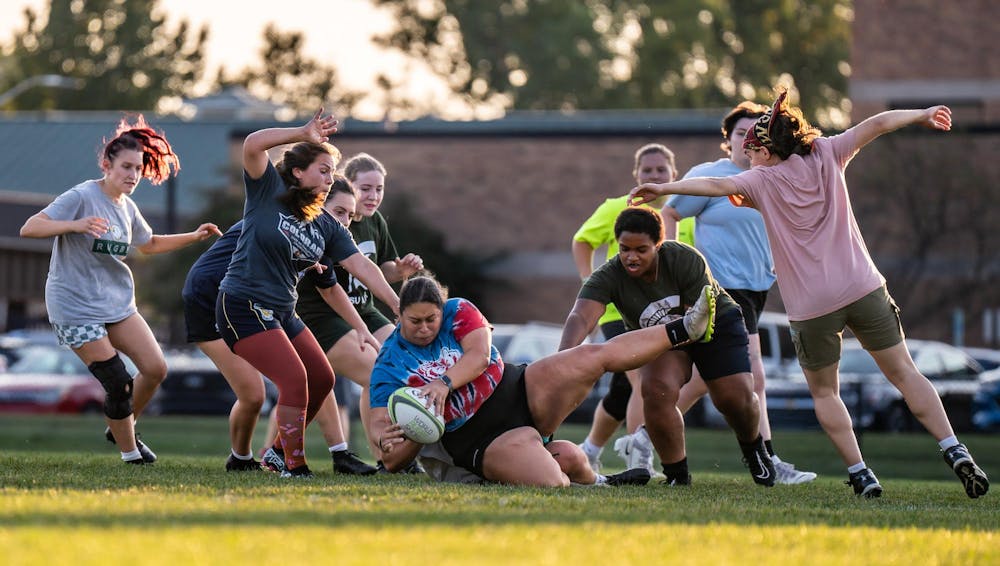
left=277, top=213, right=324, bottom=268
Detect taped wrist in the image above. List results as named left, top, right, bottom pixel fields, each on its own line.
left=663, top=317, right=692, bottom=347
left=88, top=354, right=134, bottom=420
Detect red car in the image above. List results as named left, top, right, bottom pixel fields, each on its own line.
left=0, top=344, right=134, bottom=414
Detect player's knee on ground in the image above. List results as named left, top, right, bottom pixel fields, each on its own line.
left=89, top=354, right=134, bottom=419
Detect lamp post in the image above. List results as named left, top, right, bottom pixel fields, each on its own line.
left=0, top=74, right=84, bottom=107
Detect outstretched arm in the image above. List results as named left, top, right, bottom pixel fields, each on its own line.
left=629, top=177, right=738, bottom=206
left=137, top=223, right=222, bottom=254
left=849, top=106, right=952, bottom=151
left=243, top=108, right=339, bottom=179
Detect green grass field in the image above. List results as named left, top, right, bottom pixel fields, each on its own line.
left=1, top=414, right=997, bottom=565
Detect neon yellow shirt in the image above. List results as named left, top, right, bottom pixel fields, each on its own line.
left=574, top=195, right=695, bottom=325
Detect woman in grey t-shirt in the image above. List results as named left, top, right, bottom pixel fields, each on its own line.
left=20, top=115, right=221, bottom=465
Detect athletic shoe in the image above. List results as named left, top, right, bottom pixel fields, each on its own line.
left=613, top=427, right=655, bottom=474
left=741, top=441, right=776, bottom=487
left=578, top=443, right=602, bottom=474
left=845, top=467, right=883, bottom=498
left=280, top=465, right=314, bottom=479
left=260, top=446, right=287, bottom=474
left=376, top=459, right=426, bottom=475
left=684, top=285, right=717, bottom=343
left=772, top=455, right=817, bottom=485
left=135, top=439, right=157, bottom=464
left=332, top=450, right=378, bottom=475
left=105, top=427, right=156, bottom=463
left=605, top=467, right=651, bottom=486
left=660, top=473, right=692, bottom=486
left=225, top=454, right=262, bottom=472
left=124, top=457, right=144, bottom=465
left=942, top=443, right=990, bottom=499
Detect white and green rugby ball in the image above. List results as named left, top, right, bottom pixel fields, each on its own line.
left=388, top=386, right=445, bottom=444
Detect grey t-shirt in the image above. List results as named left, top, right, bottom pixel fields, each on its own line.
left=41, top=180, right=153, bottom=324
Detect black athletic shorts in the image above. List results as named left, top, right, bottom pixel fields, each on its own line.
left=442, top=364, right=536, bottom=477
left=725, top=288, right=768, bottom=335
left=215, top=291, right=306, bottom=350
left=679, top=307, right=751, bottom=380
left=182, top=285, right=220, bottom=343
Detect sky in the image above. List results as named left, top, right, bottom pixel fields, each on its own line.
left=0, top=0, right=459, bottom=119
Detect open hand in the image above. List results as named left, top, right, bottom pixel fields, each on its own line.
left=302, top=108, right=339, bottom=143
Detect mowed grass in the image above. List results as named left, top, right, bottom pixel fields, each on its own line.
left=0, top=415, right=997, bottom=565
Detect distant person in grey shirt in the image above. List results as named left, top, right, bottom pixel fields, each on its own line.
left=20, top=115, right=221, bottom=465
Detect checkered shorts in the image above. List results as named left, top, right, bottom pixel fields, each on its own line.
left=52, top=323, right=108, bottom=349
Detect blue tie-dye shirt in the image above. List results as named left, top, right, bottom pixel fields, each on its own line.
left=370, top=298, right=504, bottom=432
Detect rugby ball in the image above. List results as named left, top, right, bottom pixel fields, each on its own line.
left=387, top=387, right=445, bottom=444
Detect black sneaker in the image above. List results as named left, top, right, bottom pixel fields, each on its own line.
left=260, top=446, right=287, bottom=474
left=225, top=454, right=262, bottom=472
left=741, top=439, right=776, bottom=487
left=105, top=427, right=156, bottom=463
left=660, top=473, right=692, bottom=486
left=332, top=450, right=378, bottom=475
left=124, top=457, right=145, bottom=465
left=404, top=459, right=426, bottom=475
left=280, top=465, right=314, bottom=479
left=375, top=459, right=426, bottom=475
left=845, top=467, right=883, bottom=498
left=605, top=467, right=651, bottom=486
left=943, top=443, right=990, bottom=499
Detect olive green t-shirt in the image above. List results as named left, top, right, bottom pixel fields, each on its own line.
left=579, top=241, right=736, bottom=331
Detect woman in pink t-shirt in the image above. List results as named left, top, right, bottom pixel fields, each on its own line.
left=630, top=91, right=988, bottom=500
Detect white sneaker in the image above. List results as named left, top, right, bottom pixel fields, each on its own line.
left=578, top=442, right=602, bottom=473
left=614, top=427, right=655, bottom=474
left=772, top=455, right=817, bottom=485
left=684, top=285, right=717, bottom=342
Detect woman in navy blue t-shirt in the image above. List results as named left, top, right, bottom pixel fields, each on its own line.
left=217, top=109, right=399, bottom=477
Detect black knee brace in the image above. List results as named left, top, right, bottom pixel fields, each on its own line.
left=88, top=354, right=134, bottom=420
left=601, top=372, right=632, bottom=421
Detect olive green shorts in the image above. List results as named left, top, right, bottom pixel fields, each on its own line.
left=300, top=306, right=393, bottom=352
left=790, top=285, right=904, bottom=371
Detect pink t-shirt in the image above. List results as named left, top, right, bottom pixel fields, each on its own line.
left=729, top=130, right=884, bottom=321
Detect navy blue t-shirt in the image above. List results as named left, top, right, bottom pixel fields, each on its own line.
left=182, top=220, right=244, bottom=302
left=219, top=162, right=358, bottom=310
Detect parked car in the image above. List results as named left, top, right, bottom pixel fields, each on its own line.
left=492, top=321, right=609, bottom=424
left=145, top=348, right=277, bottom=416
left=972, top=367, right=1000, bottom=431
left=961, top=346, right=1000, bottom=371
left=767, top=338, right=984, bottom=432
left=0, top=344, right=134, bottom=414
left=0, top=329, right=59, bottom=371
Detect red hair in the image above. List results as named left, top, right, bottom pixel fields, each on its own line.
left=100, top=114, right=180, bottom=185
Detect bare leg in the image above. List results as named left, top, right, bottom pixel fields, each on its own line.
left=482, top=427, right=570, bottom=486
left=804, top=362, right=864, bottom=466
left=198, top=339, right=266, bottom=456
left=748, top=333, right=772, bottom=441
left=676, top=368, right=708, bottom=414
left=107, top=314, right=167, bottom=417
left=704, top=371, right=759, bottom=443
left=323, top=329, right=379, bottom=457
left=868, top=341, right=955, bottom=439
left=640, top=352, right=690, bottom=465
left=584, top=404, right=621, bottom=447
left=623, top=369, right=644, bottom=433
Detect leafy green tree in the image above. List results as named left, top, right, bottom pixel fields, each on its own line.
left=374, top=0, right=851, bottom=126
left=0, top=0, right=208, bottom=111
left=216, top=24, right=362, bottom=114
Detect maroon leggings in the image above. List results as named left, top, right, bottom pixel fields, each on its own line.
left=234, top=327, right=334, bottom=468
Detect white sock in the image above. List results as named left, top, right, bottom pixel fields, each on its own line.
left=121, top=449, right=141, bottom=461
left=938, top=436, right=960, bottom=450
left=581, top=439, right=603, bottom=457
left=594, top=473, right=608, bottom=485
left=328, top=442, right=348, bottom=453
left=847, top=461, right=867, bottom=474
left=231, top=450, right=253, bottom=461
